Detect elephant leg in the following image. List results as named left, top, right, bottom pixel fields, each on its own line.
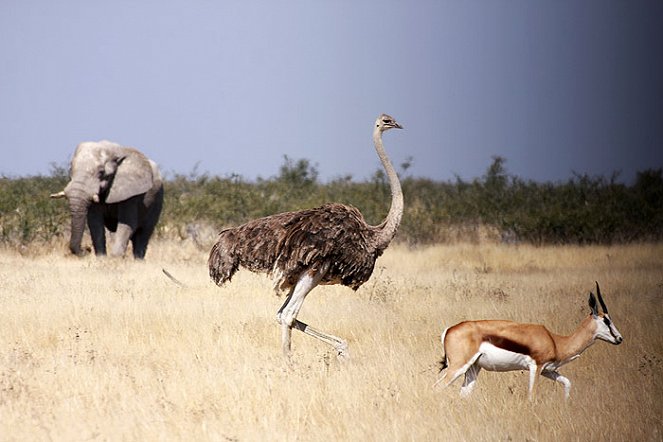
left=131, top=222, right=157, bottom=259
left=131, top=188, right=163, bottom=259
left=87, top=205, right=107, bottom=256
left=131, top=228, right=149, bottom=259
left=111, top=224, right=134, bottom=257
left=110, top=199, right=138, bottom=257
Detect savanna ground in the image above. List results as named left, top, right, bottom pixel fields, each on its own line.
left=1, top=239, right=662, bottom=441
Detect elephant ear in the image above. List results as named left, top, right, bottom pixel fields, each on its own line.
left=105, top=148, right=154, bottom=204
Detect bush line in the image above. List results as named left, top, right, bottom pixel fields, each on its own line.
left=1, top=157, right=661, bottom=248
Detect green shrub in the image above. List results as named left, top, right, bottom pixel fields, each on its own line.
left=0, top=167, right=69, bottom=246
left=1, top=158, right=661, bottom=248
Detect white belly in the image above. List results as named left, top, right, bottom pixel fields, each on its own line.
left=476, top=342, right=533, bottom=372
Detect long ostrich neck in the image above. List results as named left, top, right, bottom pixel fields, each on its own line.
left=373, top=127, right=403, bottom=250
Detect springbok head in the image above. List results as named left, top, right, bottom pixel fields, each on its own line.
left=589, top=282, right=623, bottom=345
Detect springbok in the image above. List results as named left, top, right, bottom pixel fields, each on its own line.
left=435, top=282, right=623, bottom=400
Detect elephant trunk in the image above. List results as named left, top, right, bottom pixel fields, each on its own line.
left=65, top=185, right=91, bottom=256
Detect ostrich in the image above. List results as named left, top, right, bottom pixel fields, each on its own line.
left=208, top=114, right=404, bottom=359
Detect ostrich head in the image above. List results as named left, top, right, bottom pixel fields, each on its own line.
left=375, top=114, right=403, bottom=132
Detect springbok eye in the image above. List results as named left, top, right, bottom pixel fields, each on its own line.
left=603, top=317, right=611, bottom=326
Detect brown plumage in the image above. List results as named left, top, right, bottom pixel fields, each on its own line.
left=209, top=202, right=383, bottom=292
left=208, top=114, right=404, bottom=359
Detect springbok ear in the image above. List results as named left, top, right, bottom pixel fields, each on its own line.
left=595, top=281, right=609, bottom=314
left=588, top=292, right=599, bottom=317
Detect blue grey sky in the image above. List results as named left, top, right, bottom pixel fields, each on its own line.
left=1, top=1, right=661, bottom=183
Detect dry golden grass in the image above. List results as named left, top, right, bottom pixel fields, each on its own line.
left=1, top=240, right=662, bottom=441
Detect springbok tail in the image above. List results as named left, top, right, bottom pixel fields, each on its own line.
left=439, top=355, right=448, bottom=373
left=439, top=326, right=451, bottom=372
left=433, top=326, right=451, bottom=388
left=433, top=361, right=449, bottom=388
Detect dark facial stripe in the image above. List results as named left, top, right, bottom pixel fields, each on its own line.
left=603, top=316, right=620, bottom=340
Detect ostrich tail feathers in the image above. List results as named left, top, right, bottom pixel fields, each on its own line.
left=208, top=230, right=239, bottom=286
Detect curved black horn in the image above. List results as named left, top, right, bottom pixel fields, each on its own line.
left=595, top=281, right=609, bottom=314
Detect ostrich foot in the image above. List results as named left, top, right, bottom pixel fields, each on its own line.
left=292, top=319, right=350, bottom=360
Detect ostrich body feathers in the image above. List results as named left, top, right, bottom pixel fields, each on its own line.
left=208, top=202, right=384, bottom=292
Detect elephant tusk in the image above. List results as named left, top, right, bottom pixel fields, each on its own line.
left=50, top=191, right=66, bottom=199
left=92, top=194, right=100, bottom=203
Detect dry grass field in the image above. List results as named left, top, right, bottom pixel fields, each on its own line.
left=1, top=239, right=662, bottom=441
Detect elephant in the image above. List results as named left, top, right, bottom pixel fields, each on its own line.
left=51, top=140, right=164, bottom=259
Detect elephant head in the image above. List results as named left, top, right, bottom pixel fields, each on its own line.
left=51, top=140, right=156, bottom=256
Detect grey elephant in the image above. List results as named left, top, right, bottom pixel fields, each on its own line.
left=51, top=140, right=164, bottom=259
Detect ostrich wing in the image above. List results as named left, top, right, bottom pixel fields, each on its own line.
left=275, top=203, right=381, bottom=290
left=209, top=203, right=382, bottom=291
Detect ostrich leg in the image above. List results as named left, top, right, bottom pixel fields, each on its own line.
left=291, top=320, right=348, bottom=358
left=276, top=263, right=348, bottom=358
